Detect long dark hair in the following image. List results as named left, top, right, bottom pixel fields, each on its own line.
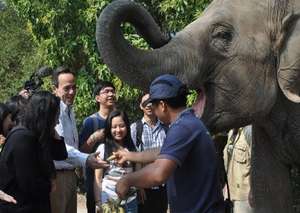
left=22, top=91, right=60, bottom=146
left=104, top=110, right=136, bottom=152
left=5, top=95, right=28, bottom=125
left=0, top=103, right=11, bottom=135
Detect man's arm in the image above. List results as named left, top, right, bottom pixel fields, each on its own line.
left=116, top=158, right=176, bottom=199
left=64, top=144, right=109, bottom=169
left=114, top=148, right=160, bottom=164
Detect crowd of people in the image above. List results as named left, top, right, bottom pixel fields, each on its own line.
left=0, top=66, right=253, bottom=213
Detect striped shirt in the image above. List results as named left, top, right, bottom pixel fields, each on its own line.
left=130, top=118, right=166, bottom=151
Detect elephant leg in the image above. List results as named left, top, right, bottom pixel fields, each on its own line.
left=251, top=125, right=294, bottom=213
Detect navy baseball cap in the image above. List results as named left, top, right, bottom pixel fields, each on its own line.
left=149, top=74, right=184, bottom=102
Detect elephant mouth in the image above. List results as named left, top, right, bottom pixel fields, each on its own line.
left=192, top=87, right=206, bottom=118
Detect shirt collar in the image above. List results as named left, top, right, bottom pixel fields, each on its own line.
left=142, top=117, right=161, bottom=126
left=60, top=100, right=72, bottom=114
left=169, top=108, right=194, bottom=128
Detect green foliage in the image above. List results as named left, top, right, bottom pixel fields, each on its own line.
left=0, top=3, right=37, bottom=101
left=4, top=0, right=212, bottom=124
left=187, top=90, right=197, bottom=107
left=159, top=0, right=211, bottom=31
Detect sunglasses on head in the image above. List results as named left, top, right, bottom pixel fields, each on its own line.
left=142, top=99, right=152, bottom=108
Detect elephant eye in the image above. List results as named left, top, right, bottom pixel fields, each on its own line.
left=214, top=31, right=232, bottom=40
left=210, top=24, right=234, bottom=52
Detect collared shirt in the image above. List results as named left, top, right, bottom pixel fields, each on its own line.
left=159, top=108, right=224, bottom=212
left=130, top=118, right=166, bottom=151
left=54, top=101, right=88, bottom=170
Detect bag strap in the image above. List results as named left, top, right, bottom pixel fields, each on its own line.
left=135, top=120, right=144, bottom=151
left=224, top=171, right=231, bottom=201
left=90, top=113, right=99, bottom=132
left=90, top=113, right=102, bottom=152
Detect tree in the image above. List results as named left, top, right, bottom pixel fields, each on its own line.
left=6, top=0, right=212, bottom=124
left=0, top=3, right=40, bottom=101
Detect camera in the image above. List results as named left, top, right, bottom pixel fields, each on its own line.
left=23, top=67, right=53, bottom=95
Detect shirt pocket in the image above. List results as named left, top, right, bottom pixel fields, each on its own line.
left=233, top=144, right=247, bottom=164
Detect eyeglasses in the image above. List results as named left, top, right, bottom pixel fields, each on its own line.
left=63, top=85, right=76, bottom=93
left=100, top=88, right=115, bottom=95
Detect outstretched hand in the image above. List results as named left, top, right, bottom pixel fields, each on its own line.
left=0, top=190, right=17, bottom=204
left=87, top=152, right=110, bottom=169
left=114, top=149, right=132, bottom=165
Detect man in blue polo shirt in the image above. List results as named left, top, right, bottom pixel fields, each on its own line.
left=116, top=74, right=224, bottom=212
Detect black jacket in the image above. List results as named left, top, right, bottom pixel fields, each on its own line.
left=0, top=127, right=67, bottom=213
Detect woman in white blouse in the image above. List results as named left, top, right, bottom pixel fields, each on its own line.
left=94, top=110, right=137, bottom=213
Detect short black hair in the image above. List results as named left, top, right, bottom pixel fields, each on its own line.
left=152, top=85, right=188, bottom=109
left=93, top=80, right=115, bottom=97
left=52, top=66, right=76, bottom=88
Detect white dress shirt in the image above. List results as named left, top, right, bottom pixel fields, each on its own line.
left=54, top=101, right=88, bottom=170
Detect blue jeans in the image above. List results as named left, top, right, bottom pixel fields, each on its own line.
left=124, top=198, right=138, bottom=213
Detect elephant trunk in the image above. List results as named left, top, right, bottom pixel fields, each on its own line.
left=96, top=0, right=196, bottom=90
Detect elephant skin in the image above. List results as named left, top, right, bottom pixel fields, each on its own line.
left=96, top=0, right=300, bottom=212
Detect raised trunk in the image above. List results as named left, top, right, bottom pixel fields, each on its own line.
left=96, top=0, right=197, bottom=90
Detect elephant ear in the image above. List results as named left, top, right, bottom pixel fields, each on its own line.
left=277, top=13, right=300, bottom=103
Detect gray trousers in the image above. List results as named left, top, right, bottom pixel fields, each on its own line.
left=50, top=170, right=77, bottom=213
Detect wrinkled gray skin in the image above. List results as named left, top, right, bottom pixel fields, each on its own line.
left=96, top=0, right=300, bottom=212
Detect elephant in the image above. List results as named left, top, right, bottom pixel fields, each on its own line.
left=96, top=0, right=300, bottom=212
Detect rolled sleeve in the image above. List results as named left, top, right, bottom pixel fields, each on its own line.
left=158, top=154, right=182, bottom=166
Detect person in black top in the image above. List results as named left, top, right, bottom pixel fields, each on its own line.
left=0, top=103, right=15, bottom=148
left=5, top=95, right=28, bottom=125
left=0, top=91, right=67, bottom=213
left=0, top=103, right=17, bottom=204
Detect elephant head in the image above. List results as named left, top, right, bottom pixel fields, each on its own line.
left=97, top=1, right=300, bottom=212
left=97, top=0, right=300, bottom=134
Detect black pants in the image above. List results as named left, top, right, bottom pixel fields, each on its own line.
left=85, top=167, right=95, bottom=213
left=138, top=186, right=168, bottom=213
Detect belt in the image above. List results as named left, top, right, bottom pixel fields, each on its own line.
left=150, top=185, right=166, bottom=190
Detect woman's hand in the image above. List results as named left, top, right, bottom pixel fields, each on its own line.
left=18, top=89, right=30, bottom=99
left=95, top=201, right=103, bottom=213
left=0, top=190, right=17, bottom=204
